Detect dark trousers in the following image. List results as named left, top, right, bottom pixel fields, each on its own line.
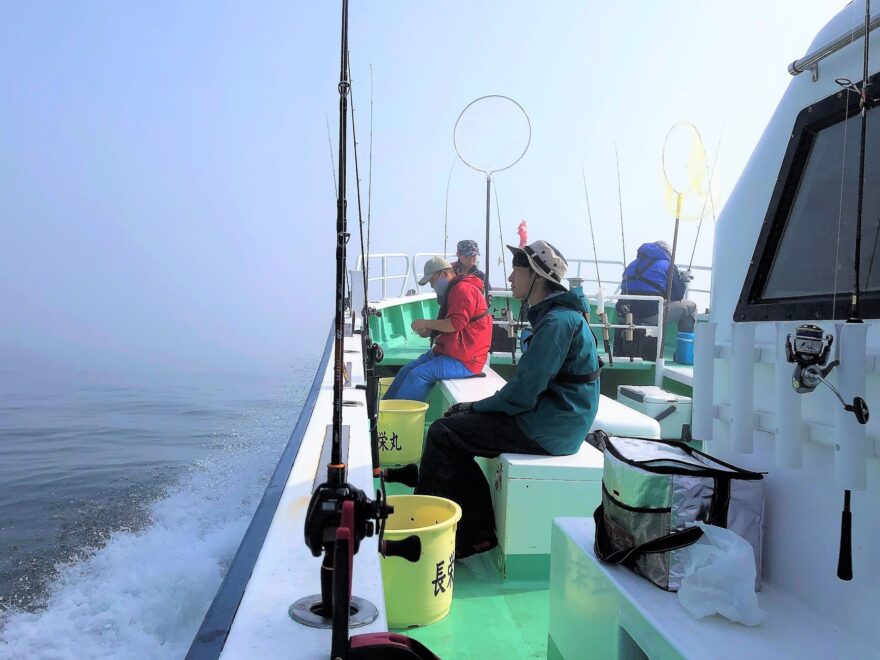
left=414, top=412, right=550, bottom=554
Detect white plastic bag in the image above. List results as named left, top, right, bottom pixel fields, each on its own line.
left=677, top=522, right=766, bottom=626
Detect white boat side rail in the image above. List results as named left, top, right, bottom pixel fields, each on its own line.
left=353, top=253, right=411, bottom=300
left=565, top=258, right=625, bottom=293
left=493, top=291, right=666, bottom=369
left=354, top=251, right=712, bottom=303
left=561, top=259, right=711, bottom=297
left=595, top=293, right=668, bottom=386
left=679, top=263, right=711, bottom=296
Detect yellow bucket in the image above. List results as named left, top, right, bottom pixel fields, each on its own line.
left=381, top=495, right=462, bottom=628
left=377, top=400, right=429, bottom=466
left=378, top=376, right=395, bottom=400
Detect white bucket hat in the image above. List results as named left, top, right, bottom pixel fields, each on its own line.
left=506, top=240, right=569, bottom=290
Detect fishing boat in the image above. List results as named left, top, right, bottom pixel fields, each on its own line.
left=187, top=1, right=878, bottom=658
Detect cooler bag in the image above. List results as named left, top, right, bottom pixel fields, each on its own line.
left=591, top=432, right=765, bottom=591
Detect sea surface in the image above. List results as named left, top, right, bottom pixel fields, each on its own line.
left=0, top=357, right=318, bottom=659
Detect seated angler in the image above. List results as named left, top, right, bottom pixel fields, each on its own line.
left=452, top=239, right=489, bottom=289
left=415, top=240, right=601, bottom=558
left=618, top=240, right=697, bottom=332
left=383, top=256, right=492, bottom=402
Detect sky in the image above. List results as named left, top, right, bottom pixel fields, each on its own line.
left=0, top=1, right=847, bottom=375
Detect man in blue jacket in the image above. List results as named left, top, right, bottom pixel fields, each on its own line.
left=618, top=241, right=696, bottom=332
left=415, top=240, right=601, bottom=558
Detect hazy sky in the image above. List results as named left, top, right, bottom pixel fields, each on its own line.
left=0, top=1, right=846, bottom=375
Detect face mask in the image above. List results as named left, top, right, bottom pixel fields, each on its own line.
left=434, top=275, right=450, bottom=299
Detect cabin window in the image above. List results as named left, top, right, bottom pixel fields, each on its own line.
left=736, top=75, right=880, bottom=321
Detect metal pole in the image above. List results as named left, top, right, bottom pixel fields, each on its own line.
left=661, top=194, right=683, bottom=358
left=485, top=174, right=492, bottom=302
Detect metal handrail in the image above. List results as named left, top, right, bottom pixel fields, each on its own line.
left=353, top=253, right=412, bottom=300
left=492, top=289, right=667, bottom=367
left=356, top=251, right=712, bottom=303
left=677, top=263, right=712, bottom=297
left=789, top=12, right=880, bottom=76
left=564, top=258, right=626, bottom=293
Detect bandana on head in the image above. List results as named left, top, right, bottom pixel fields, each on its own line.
left=457, top=240, right=479, bottom=257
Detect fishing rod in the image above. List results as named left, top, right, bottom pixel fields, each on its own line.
left=849, top=0, right=871, bottom=323
left=366, top=64, right=374, bottom=290
left=300, top=6, right=426, bottom=659
left=492, top=181, right=509, bottom=288
left=326, top=113, right=338, bottom=198
left=688, top=128, right=723, bottom=273
left=492, top=182, right=519, bottom=363
left=614, top=143, right=628, bottom=268
left=581, top=163, right=612, bottom=365
left=443, top=156, right=457, bottom=256
left=837, top=0, right=872, bottom=582
left=614, top=145, right=637, bottom=359
left=348, top=52, right=383, bottom=475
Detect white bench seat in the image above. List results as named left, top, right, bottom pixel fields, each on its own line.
left=436, top=367, right=661, bottom=578
left=548, top=517, right=873, bottom=660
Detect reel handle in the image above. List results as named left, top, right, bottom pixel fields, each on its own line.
left=383, top=463, right=419, bottom=487
left=382, top=535, right=422, bottom=563
left=837, top=498, right=853, bottom=581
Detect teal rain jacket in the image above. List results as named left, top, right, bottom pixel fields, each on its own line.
left=472, top=289, right=600, bottom=455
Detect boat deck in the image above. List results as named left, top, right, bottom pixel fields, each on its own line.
left=396, top=552, right=550, bottom=659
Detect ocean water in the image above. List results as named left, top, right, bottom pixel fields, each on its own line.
left=0, top=358, right=317, bottom=659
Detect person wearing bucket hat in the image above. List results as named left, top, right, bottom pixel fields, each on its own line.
left=383, top=256, right=492, bottom=402
left=416, top=239, right=601, bottom=558
left=453, top=239, right=488, bottom=288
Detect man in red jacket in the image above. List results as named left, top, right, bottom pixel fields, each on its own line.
left=383, top=257, right=492, bottom=401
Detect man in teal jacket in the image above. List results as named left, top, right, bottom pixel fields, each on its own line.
left=415, top=240, right=601, bottom=558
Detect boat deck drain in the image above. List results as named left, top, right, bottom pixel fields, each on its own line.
left=289, top=595, right=378, bottom=629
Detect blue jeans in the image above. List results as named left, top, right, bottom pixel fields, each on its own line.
left=383, top=351, right=474, bottom=402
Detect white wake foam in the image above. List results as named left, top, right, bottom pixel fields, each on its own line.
left=0, top=383, right=305, bottom=659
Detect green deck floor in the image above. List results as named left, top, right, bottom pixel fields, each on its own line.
left=393, top=551, right=550, bottom=659
left=375, top=295, right=696, bottom=658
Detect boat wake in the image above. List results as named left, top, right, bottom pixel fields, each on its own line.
left=0, top=374, right=311, bottom=660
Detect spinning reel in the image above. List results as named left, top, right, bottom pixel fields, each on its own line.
left=785, top=324, right=869, bottom=425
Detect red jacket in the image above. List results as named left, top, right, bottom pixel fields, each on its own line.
left=433, top=274, right=492, bottom=373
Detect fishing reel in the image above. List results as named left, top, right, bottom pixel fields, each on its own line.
left=785, top=324, right=833, bottom=392
left=303, top=477, right=420, bottom=561
left=304, top=479, right=387, bottom=556
left=785, top=324, right=869, bottom=424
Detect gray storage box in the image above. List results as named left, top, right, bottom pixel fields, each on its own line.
left=617, top=385, right=692, bottom=440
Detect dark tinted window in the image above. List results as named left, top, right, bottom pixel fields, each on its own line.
left=736, top=76, right=880, bottom=322
left=763, top=106, right=880, bottom=299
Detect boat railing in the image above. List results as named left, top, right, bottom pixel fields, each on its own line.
left=680, top=263, right=711, bottom=297
left=491, top=289, right=666, bottom=359
left=352, top=252, right=711, bottom=309
left=564, top=258, right=626, bottom=293
left=589, top=292, right=669, bottom=385
left=353, top=253, right=412, bottom=300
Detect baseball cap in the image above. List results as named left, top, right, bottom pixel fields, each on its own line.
left=418, top=256, right=454, bottom=285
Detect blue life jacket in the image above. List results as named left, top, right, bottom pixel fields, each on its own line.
left=620, top=243, right=685, bottom=317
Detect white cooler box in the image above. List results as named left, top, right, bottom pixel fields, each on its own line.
left=616, top=385, right=692, bottom=440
